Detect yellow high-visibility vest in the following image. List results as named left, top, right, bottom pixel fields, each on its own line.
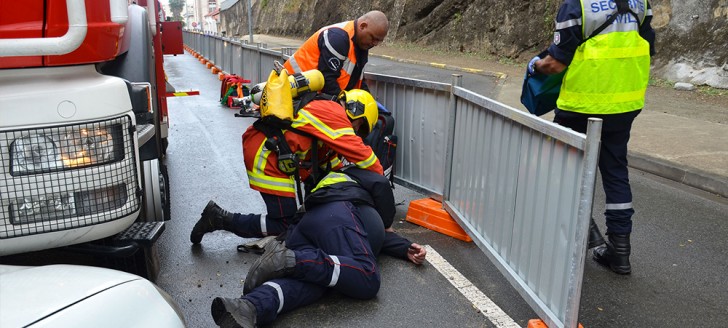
left=557, top=0, right=651, bottom=114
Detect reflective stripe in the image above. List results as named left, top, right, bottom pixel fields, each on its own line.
left=249, top=141, right=296, bottom=193
left=288, top=56, right=301, bottom=73
left=260, top=214, right=268, bottom=236
left=355, top=152, right=378, bottom=169
left=254, top=141, right=269, bottom=174
left=311, top=172, right=357, bottom=192
left=328, top=255, right=340, bottom=287
left=248, top=170, right=296, bottom=193
left=555, top=18, right=581, bottom=30
left=329, top=156, right=342, bottom=168
left=291, top=109, right=355, bottom=140
left=323, top=30, right=346, bottom=60
left=341, top=59, right=355, bottom=75
left=559, top=88, right=646, bottom=105
left=605, top=202, right=633, bottom=210
left=263, top=281, right=285, bottom=313
left=579, top=41, right=650, bottom=60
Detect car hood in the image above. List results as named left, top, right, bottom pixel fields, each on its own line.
left=0, top=264, right=140, bottom=327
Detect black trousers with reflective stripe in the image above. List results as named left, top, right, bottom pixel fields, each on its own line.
left=554, top=109, right=640, bottom=235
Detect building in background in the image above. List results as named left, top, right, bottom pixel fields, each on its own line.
left=183, top=0, right=219, bottom=32
left=204, top=7, right=220, bottom=34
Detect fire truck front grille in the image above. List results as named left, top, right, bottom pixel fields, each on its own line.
left=0, top=115, right=140, bottom=239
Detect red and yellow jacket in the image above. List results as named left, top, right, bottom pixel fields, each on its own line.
left=243, top=99, right=382, bottom=198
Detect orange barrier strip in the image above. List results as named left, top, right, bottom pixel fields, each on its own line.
left=405, top=198, right=472, bottom=242
left=528, top=319, right=584, bottom=328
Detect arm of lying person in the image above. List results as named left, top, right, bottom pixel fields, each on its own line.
left=381, top=230, right=427, bottom=265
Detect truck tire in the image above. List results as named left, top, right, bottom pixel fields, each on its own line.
left=143, top=159, right=170, bottom=222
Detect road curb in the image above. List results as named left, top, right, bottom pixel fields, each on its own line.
left=370, top=53, right=509, bottom=80
left=628, top=152, right=728, bottom=198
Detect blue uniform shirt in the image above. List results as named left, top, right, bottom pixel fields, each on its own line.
left=548, top=0, right=656, bottom=66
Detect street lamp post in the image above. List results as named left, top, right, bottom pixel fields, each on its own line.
left=247, top=0, right=253, bottom=43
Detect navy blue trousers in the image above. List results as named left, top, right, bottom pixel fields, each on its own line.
left=554, top=109, right=640, bottom=235
left=242, top=201, right=380, bottom=325
left=228, top=193, right=297, bottom=237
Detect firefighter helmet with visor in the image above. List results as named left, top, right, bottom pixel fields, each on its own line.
left=338, top=89, right=378, bottom=136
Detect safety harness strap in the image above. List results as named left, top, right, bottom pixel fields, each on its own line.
left=586, top=0, right=641, bottom=41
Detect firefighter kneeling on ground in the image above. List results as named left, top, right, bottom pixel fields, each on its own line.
left=210, top=167, right=427, bottom=327
left=190, top=86, right=383, bottom=244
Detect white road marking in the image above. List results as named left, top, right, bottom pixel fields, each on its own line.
left=425, top=245, right=521, bottom=328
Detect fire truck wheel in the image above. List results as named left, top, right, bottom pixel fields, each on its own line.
left=143, top=159, right=167, bottom=221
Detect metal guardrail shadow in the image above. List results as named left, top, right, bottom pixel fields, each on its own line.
left=183, top=31, right=602, bottom=328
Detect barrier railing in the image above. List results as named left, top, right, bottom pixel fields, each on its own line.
left=183, top=31, right=601, bottom=328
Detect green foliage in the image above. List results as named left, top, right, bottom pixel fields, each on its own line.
left=262, top=0, right=269, bottom=8
left=169, top=0, right=185, bottom=21
left=648, top=77, right=673, bottom=88
left=453, top=12, right=462, bottom=23
left=697, top=85, right=728, bottom=97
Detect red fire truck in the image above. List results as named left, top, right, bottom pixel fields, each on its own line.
left=0, top=0, right=183, bottom=280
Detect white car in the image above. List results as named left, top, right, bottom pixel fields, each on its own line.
left=0, top=264, right=186, bottom=327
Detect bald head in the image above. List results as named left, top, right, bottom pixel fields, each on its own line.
left=355, top=11, right=389, bottom=50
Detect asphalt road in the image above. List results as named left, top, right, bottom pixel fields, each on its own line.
left=158, top=52, right=728, bottom=327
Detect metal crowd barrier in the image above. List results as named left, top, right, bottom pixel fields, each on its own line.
left=183, top=31, right=602, bottom=328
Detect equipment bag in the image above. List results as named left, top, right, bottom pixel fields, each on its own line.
left=220, top=74, right=251, bottom=108
left=364, top=102, right=398, bottom=186
left=520, top=51, right=566, bottom=116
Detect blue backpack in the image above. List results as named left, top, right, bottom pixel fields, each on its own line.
left=364, top=102, right=398, bottom=186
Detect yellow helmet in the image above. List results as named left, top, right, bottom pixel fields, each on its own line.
left=338, top=89, right=378, bottom=135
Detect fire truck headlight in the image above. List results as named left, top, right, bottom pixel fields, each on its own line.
left=11, top=124, right=124, bottom=175
left=10, top=135, right=61, bottom=174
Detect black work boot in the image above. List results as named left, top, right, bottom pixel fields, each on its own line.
left=244, top=241, right=296, bottom=294
left=190, top=200, right=234, bottom=244
left=211, top=297, right=257, bottom=328
left=588, top=218, right=606, bottom=249
left=593, top=233, right=631, bottom=275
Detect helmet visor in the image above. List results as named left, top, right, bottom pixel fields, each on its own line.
left=346, top=101, right=366, bottom=119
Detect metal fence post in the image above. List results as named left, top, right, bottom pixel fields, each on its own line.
left=564, top=117, right=602, bottom=328
left=243, top=41, right=250, bottom=79
left=280, top=47, right=289, bottom=62
left=443, top=74, right=463, bottom=201
left=256, top=42, right=263, bottom=83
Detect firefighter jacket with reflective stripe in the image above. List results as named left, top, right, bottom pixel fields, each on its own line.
left=243, top=99, right=383, bottom=198
left=283, top=20, right=365, bottom=96
left=557, top=0, right=651, bottom=114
